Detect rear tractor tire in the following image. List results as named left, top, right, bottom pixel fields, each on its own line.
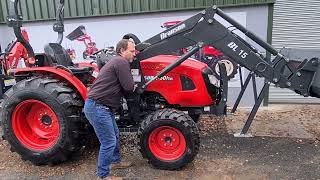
left=1, top=77, right=86, bottom=165
left=137, top=109, right=200, bottom=170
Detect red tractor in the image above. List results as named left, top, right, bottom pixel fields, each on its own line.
left=1, top=29, right=29, bottom=69
left=2, top=0, right=320, bottom=170
left=64, top=25, right=113, bottom=75
left=0, top=29, right=31, bottom=98
left=162, top=20, right=238, bottom=80
left=66, top=25, right=99, bottom=59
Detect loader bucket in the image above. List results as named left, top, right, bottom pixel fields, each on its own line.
left=66, top=25, right=86, bottom=41
left=280, top=48, right=320, bottom=98
left=310, top=65, right=320, bottom=98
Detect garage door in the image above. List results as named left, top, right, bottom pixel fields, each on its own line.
left=269, top=0, right=320, bottom=103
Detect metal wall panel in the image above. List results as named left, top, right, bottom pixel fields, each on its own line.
left=0, top=0, right=4, bottom=22
left=40, top=0, right=49, bottom=19
left=269, top=0, right=320, bottom=104
left=0, top=0, right=274, bottom=23
left=46, top=0, right=57, bottom=19
left=132, top=0, right=141, bottom=12
left=269, top=86, right=320, bottom=104
left=0, top=0, right=8, bottom=22
left=185, top=0, right=195, bottom=8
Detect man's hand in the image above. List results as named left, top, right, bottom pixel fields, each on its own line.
left=133, top=84, right=144, bottom=94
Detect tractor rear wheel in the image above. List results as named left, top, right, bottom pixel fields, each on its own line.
left=1, top=77, right=86, bottom=165
left=137, top=109, right=200, bottom=170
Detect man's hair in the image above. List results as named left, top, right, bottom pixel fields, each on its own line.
left=116, top=39, right=134, bottom=55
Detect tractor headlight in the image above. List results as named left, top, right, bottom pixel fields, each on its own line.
left=208, top=74, right=220, bottom=87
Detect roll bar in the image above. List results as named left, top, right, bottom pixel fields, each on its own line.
left=54, top=0, right=65, bottom=44
left=6, top=0, right=65, bottom=62
left=7, top=0, right=34, bottom=59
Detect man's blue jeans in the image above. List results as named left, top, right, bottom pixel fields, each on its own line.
left=84, top=98, right=121, bottom=178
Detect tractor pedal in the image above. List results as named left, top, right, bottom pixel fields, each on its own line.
left=119, top=127, right=138, bottom=135
left=233, top=132, right=253, bottom=138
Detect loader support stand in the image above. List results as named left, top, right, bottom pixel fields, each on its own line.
left=252, top=75, right=258, bottom=102
left=215, top=63, right=228, bottom=116
left=235, top=82, right=270, bottom=137
left=239, top=66, right=244, bottom=89
left=231, top=72, right=253, bottom=113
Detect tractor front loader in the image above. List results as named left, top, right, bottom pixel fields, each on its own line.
left=1, top=0, right=320, bottom=170
left=66, top=25, right=99, bottom=60
left=161, top=20, right=238, bottom=80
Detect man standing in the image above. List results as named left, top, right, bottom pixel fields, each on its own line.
left=84, top=39, right=136, bottom=180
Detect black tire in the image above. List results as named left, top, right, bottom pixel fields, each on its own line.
left=122, top=33, right=141, bottom=44
left=209, top=56, right=238, bottom=80
left=190, top=114, right=201, bottom=123
left=137, top=108, right=200, bottom=170
left=1, top=77, right=86, bottom=165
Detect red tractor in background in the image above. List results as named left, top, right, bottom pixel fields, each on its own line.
left=162, top=20, right=238, bottom=80
left=1, top=29, right=29, bottom=69
left=66, top=25, right=99, bottom=59
left=0, top=29, right=31, bottom=98
left=2, top=0, right=320, bottom=171
left=64, top=25, right=115, bottom=75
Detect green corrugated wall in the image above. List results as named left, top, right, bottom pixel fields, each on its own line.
left=0, top=0, right=274, bottom=23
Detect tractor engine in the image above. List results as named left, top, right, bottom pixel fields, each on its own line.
left=140, top=55, right=220, bottom=107
left=116, top=55, right=221, bottom=128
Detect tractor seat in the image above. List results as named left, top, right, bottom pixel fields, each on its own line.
left=44, top=43, right=94, bottom=77
left=68, top=66, right=93, bottom=74
left=44, top=43, right=74, bottom=67
left=96, top=51, right=114, bottom=70
left=35, top=53, right=55, bottom=67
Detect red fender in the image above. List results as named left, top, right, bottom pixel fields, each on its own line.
left=14, top=67, right=88, bottom=100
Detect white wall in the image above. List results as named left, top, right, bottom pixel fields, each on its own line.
left=0, top=25, right=15, bottom=52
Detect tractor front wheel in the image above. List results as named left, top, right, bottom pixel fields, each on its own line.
left=137, top=109, right=200, bottom=170
left=1, top=77, right=86, bottom=165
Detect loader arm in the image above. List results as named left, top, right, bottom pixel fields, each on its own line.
left=53, top=0, right=65, bottom=44
left=136, top=6, right=319, bottom=98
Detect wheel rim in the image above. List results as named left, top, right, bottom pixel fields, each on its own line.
left=12, top=100, right=60, bottom=151
left=215, top=59, right=235, bottom=76
left=148, top=126, right=186, bottom=161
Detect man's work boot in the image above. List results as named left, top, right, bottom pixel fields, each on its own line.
left=97, top=176, right=123, bottom=180
left=110, top=161, right=133, bottom=170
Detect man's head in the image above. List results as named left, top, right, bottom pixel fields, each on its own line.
left=116, top=39, right=136, bottom=62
